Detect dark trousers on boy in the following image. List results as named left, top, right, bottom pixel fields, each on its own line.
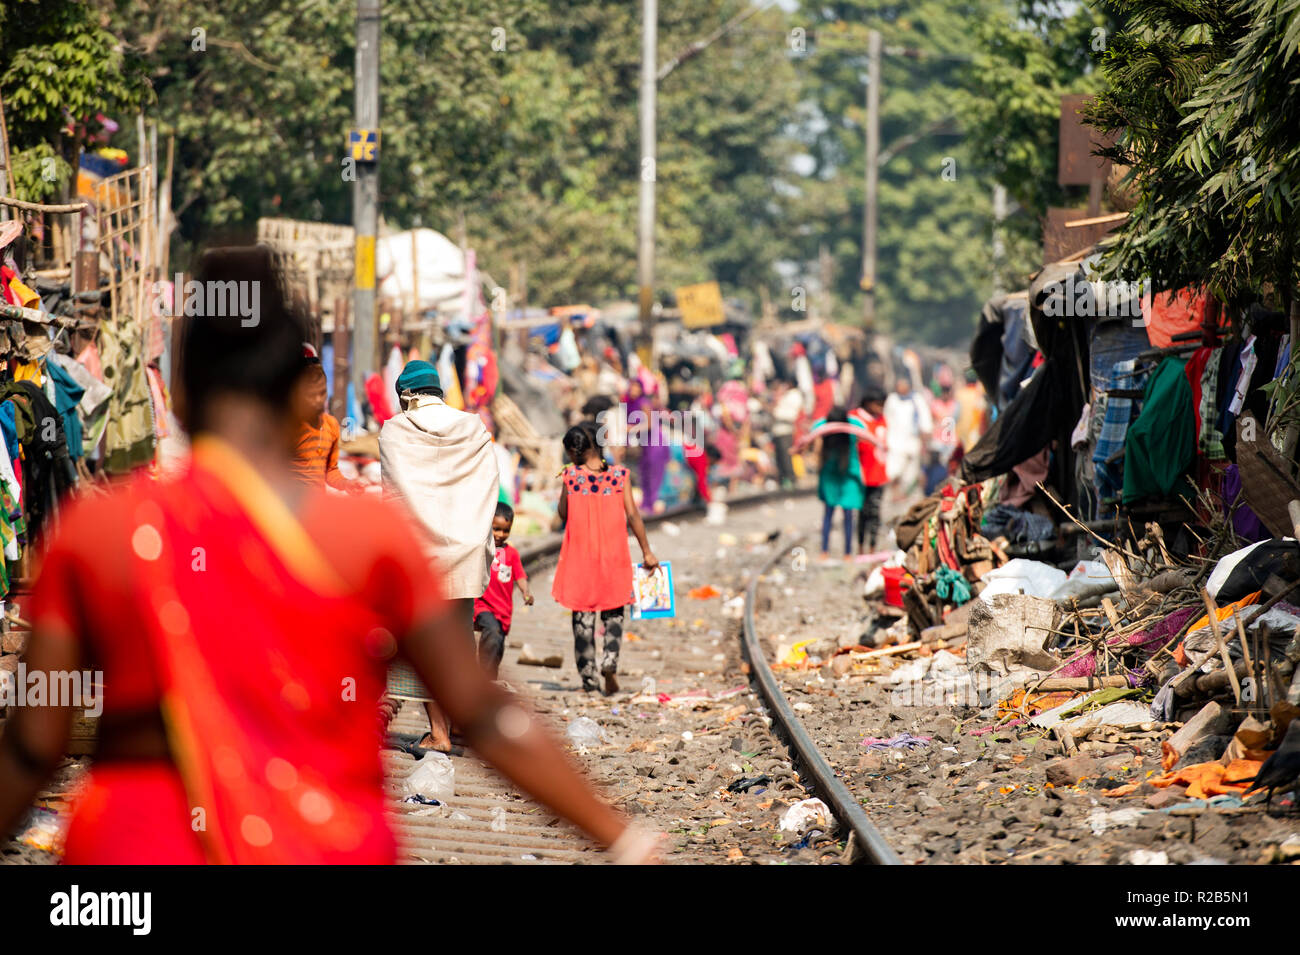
left=475, top=610, right=508, bottom=680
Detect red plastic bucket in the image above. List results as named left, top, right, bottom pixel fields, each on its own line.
left=882, top=566, right=910, bottom=608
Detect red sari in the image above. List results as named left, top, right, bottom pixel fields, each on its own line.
left=32, top=437, right=445, bottom=864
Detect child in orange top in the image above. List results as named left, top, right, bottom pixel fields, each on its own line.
left=290, top=356, right=360, bottom=491
left=552, top=425, right=658, bottom=695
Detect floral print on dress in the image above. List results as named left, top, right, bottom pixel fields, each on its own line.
left=565, top=465, right=626, bottom=496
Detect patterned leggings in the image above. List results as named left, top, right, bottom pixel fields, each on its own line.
left=572, top=608, right=624, bottom=687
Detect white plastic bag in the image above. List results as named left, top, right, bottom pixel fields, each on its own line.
left=979, top=558, right=1067, bottom=602
left=403, top=751, right=455, bottom=802
left=566, top=716, right=606, bottom=748
left=779, top=797, right=831, bottom=833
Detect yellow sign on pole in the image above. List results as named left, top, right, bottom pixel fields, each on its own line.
left=676, top=281, right=725, bottom=328
left=355, top=235, right=376, bottom=290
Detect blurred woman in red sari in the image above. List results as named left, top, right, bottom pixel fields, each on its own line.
left=0, top=248, right=653, bottom=864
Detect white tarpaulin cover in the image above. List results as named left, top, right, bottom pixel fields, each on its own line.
left=377, top=228, right=467, bottom=312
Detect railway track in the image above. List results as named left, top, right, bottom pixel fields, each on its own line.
left=739, top=541, right=901, bottom=865
left=385, top=488, right=902, bottom=865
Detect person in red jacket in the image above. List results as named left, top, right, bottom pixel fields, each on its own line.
left=850, top=388, right=889, bottom=554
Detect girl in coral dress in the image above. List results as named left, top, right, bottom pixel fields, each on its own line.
left=553, top=425, right=658, bottom=696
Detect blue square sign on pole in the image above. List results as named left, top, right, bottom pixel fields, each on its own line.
left=349, top=128, right=381, bottom=162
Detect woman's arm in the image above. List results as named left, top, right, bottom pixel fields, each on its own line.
left=622, top=479, right=657, bottom=570
left=556, top=478, right=568, bottom=523
left=0, top=628, right=78, bottom=839
left=401, top=606, right=643, bottom=854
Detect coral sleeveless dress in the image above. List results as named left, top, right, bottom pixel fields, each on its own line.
left=552, top=465, right=634, bottom=612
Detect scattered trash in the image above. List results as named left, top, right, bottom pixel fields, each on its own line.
left=661, top=521, right=682, bottom=536
left=449, top=810, right=471, bottom=822
left=979, top=559, right=1068, bottom=602
left=518, top=644, right=563, bottom=668
left=1086, top=807, right=1148, bottom=836
left=1128, top=849, right=1169, bottom=865
left=861, top=732, right=932, bottom=751
left=779, top=797, right=832, bottom=833
left=404, top=751, right=455, bottom=802
left=727, top=775, right=771, bottom=793
left=566, top=716, right=606, bottom=748
left=688, top=585, right=721, bottom=599
left=490, top=807, right=508, bottom=832
left=17, top=807, right=65, bottom=854
left=402, top=794, right=442, bottom=806
left=776, top=638, right=816, bottom=667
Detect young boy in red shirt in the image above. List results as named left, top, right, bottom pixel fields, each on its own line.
left=474, top=501, right=534, bottom=679
left=850, top=388, right=889, bottom=555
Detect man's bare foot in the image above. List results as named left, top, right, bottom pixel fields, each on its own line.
left=416, top=731, right=452, bottom=752
left=602, top=672, right=620, bottom=697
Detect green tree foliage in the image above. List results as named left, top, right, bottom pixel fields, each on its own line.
left=1086, top=0, right=1257, bottom=301
left=0, top=0, right=151, bottom=202
left=465, top=1, right=804, bottom=311
left=960, top=2, right=1116, bottom=290
left=791, top=2, right=1000, bottom=347
left=101, top=0, right=538, bottom=264
left=1160, top=0, right=1300, bottom=306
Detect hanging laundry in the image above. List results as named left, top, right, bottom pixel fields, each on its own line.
left=0, top=403, right=21, bottom=499
left=76, top=340, right=105, bottom=381
left=1123, top=357, right=1195, bottom=505
left=0, top=381, right=76, bottom=540
left=98, top=311, right=157, bottom=473
left=145, top=364, right=170, bottom=441
left=48, top=351, right=111, bottom=419
left=45, top=356, right=87, bottom=460
left=1092, top=359, right=1148, bottom=506
left=1196, top=346, right=1225, bottom=461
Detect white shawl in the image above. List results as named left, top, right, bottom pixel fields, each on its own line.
left=379, top=395, right=499, bottom=599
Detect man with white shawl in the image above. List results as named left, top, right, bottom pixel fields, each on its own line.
left=381, top=359, right=500, bottom=752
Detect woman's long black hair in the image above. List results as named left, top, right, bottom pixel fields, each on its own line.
left=823, top=405, right=851, bottom=471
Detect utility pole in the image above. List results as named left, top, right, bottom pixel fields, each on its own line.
left=861, top=28, right=881, bottom=328
left=636, top=1, right=772, bottom=352
left=637, top=0, right=658, bottom=348
left=351, top=0, right=380, bottom=417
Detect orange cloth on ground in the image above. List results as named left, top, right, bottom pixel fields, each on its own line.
left=1172, top=591, right=1260, bottom=666
left=1149, top=759, right=1264, bottom=800
left=996, top=688, right=1076, bottom=720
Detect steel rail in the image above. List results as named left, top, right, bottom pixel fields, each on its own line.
left=739, top=539, right=902, bottom=865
